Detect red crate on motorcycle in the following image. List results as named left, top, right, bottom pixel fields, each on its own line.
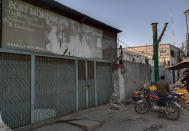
left=149, top=93, right=159, bottom=100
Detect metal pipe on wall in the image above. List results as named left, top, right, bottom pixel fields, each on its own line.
left=31, top=55, right=35, bottom=123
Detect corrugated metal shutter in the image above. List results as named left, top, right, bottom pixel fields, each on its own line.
left=34, top=56, right=76, bottom=122
left=0, top=53, right=31, bottom=128
left=96, top=62, right=113, bottom=105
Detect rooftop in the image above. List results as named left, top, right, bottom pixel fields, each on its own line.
left=125, top=44, right=181, bottom=50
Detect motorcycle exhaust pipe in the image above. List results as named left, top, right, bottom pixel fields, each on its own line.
left=152, top=106, right=166, bottom=111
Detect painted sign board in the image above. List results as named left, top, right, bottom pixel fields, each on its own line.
left=2, top=0, right=103, bottom=58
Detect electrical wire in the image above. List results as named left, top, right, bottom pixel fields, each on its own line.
left=91, top=31, right=153, bottom=60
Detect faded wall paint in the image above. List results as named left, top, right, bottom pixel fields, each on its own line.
left=115, top=61, right=151, bottom=101
left=1, top=0, right=116, bottom=59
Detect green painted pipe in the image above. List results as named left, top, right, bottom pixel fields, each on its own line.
left=152, top=23, right=159, bottom=82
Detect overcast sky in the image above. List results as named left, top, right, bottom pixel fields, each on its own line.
left=56, top=0, right=189, bottom=47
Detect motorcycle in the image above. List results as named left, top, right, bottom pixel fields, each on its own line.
left=135, top=88, right=184, bottom=120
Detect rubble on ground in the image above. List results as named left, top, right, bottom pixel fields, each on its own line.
left=108, top=93, right=121, bottom=105
left=110, top=103, right=120, bottom=110
left=108, top=93, right=121, bottom=110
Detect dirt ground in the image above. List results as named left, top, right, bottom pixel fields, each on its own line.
left=95, top=105, right=189, bottom=131
left=17, top=104, right=189, bottom=131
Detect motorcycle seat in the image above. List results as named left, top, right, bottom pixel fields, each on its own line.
left=158, top=96, right=173, bottom=102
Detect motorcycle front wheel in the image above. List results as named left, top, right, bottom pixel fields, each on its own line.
left=135, top=101, right=149, bottom=114
left=165, top=102, right=181, bottom=120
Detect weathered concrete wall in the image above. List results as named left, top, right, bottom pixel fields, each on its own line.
left=1, top=0, right=116, bottom=60
left=115, top=61, right=151, bottom=101
left=151, top=66, right=173, bottom=84
left=102, top=38, right=117, bottom=61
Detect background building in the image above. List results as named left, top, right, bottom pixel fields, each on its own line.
left=118, top=48, right=153, bottom=65
left=124, top=44, right=184, bottom=66
left=122, top=44, right=184, bottom=83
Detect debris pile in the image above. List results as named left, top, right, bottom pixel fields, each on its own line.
left=109, top=93, right=121, bottom=105
left=110, top=103, right=120, bottom=110
left=108, top=93, right=121, bottom=110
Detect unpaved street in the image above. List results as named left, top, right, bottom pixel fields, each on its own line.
left=17, top=104, right=189, bottom=131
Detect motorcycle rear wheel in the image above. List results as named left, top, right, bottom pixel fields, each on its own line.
left=135, top=101, right=149, bottom=114
left=165, top=102, right=181, bottom=120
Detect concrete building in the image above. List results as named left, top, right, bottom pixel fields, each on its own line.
left=0, top=0, right=121, bottom=128
left=125, top=44, right=184, bottom=66
left=118, top=48, right=153, bottom=65
left=122, top=44, right=184, bottom=84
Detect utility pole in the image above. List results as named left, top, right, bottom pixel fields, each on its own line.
left=171, top=11, right=175, bottom=46
left=185, top=9, right=189, bottom=56
left=152, top=23, right=168, bottom=82
left=187, top=33, right=189, bottom=56
left=152, top=23, right=159, bottom=82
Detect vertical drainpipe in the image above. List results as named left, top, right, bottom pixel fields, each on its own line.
left=85, top=60, right=88, bottom=108
left=31, top=55, right=35, bottom=123
left=94, top=61, right=97, bottom=106
left=75, top=59, right=79, bottom=112
left=152, top=23, right=159, bottom=82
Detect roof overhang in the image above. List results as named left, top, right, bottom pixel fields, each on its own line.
left=167, top=57, right=189, bottom=70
